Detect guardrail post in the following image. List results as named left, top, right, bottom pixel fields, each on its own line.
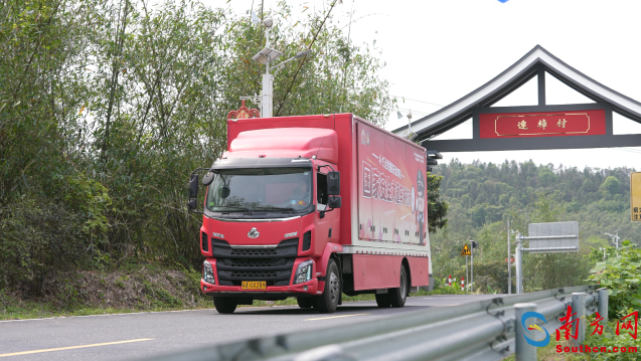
left=515, top=303, right=537, bottom=361
left=598, top=288, right=608, bottom=322
left=572, top=292, right=586, bottom=345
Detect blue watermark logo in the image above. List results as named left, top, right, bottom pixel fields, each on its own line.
left=522, top=312, right=551, bottom=347
left=497, top=0, right=509, bottom=3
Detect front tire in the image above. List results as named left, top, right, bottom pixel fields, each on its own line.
left=297, top=297, right=314, bottom=309
left=213, top=297, right=238, bottom=314
left=389, top=265, right=408, bottom=308
left=314, top=259, right=341, bottom=313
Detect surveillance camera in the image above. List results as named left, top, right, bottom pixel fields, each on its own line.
left=263, top=18, right=273, bottom=27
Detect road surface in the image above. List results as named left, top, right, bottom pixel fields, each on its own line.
left=0, top=294, right=498, bottom=360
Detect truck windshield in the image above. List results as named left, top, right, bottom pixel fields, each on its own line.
left=206, top=167, right=313, bottom=214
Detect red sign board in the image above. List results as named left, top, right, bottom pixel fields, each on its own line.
left=479, top=109, right=606, bottom=139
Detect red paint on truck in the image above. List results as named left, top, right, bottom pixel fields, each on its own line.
left=196, top=113, right=431, bottom=313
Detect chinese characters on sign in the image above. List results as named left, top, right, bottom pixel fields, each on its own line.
left=478, top=109, right=607, bottom=139
left=515, top=118, right=569, bottom=133
left=631, top=172, right=641, bottom=222
left=497, top=113, right=591, bottom=136
left=537, top=119, right=547, bottom=130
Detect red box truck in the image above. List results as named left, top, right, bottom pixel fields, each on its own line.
left=188, top=113, right=431, bottom=313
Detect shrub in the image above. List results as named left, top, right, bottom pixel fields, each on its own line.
left=589, top=240, right=641, bottom=320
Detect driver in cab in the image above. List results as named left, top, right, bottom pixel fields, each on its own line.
left=289, top=178, right=310, bottom=207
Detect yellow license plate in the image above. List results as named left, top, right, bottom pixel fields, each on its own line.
left=242, top=281, right=266, bottom=290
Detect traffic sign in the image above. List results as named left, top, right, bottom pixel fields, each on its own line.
left=461, top=244, right=471, bottom=256
left=632, top=172, right=641, bottom=221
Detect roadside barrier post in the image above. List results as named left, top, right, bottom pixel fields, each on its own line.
left=460, top=277, right=464, bottom=291
left=598, top=288, right=608, bottom=322
left=515, top=303, right=537, bottom=361
left=572, top=292, right=587, bottom=345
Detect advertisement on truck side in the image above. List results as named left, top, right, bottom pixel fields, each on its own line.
left=357, top=123, right=428, bottom=245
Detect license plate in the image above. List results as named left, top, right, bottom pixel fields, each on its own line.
left=242, top=281, right=266, bottom=290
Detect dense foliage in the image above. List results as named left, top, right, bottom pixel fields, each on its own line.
left=0, top=0, right=394, bottom=295
left=589, top=240, right=641, bottom=319
left=430, top=160, right=641, bottom=293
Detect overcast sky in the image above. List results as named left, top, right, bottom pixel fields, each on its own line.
left=204, top=0, right=641, bottom=170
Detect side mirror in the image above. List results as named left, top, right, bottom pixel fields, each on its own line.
left=187, top=198, right=197, bottom=211
left=202, top=171, right=215, bottom=186
left=328, top=196, right=342, bottom=209
left=327, top=171, right=340, bottom=195
left=189, top=174, right=199, bottom=198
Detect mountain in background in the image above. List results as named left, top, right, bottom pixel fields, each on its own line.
left=429, top=160, right=640, bottom=292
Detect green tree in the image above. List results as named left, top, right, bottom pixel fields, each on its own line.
left=427, top=173, right=448, bottom=233
left=601, top=175, right=621, bottom=196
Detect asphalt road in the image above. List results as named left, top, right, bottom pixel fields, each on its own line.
left=0, top=294, right=498, bottom=361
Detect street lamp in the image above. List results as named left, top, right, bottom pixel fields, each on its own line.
left=604, top=230, right=620, bottom=249
left=251, top=18, right=312, bottom=118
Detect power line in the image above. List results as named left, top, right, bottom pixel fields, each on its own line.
left=393, top=95, right=444, bottom=107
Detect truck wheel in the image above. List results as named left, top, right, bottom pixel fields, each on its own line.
left=389, top=265, right=408, bottom=308
left=375, top=293, right=391, bottom=308
left=314, top=259, right=340, bottom=313
left=213, top=297, right=237, bottom=314
left=297, top=297, right=313, bottom=309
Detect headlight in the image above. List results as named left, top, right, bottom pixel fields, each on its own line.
left=203, top=260, right=215, bottom=284
left=294, top=260, right=314, bottom=284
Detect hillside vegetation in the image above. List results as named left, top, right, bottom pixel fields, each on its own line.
left=430, top=160, right=640, bottom=293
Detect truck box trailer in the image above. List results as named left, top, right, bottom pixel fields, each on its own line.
left=189, top=113, right=431, bottom=313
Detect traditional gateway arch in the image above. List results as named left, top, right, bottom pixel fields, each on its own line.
left=394, top=45, right=641, bottom=162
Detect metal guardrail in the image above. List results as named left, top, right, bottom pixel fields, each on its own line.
left=140, top=285, right=603, bottom=361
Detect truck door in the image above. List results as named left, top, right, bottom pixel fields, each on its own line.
left=314, top=167, right=338, bottom=254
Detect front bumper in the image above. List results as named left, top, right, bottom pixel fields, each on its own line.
left=200, top=278, right=318, bottom=295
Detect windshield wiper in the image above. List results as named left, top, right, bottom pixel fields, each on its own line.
left=213, top=206, right=252, bottom=212
left=252, top=206, right=296, bottom=212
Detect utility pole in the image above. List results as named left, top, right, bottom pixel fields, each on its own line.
left=251, top=19, right=311, bottom=118
left=515, top=232, right=523, bottom=294
left=470, top=240, right=478, bottom=292
left=508, top=219, right=511, bottom=295
left=465, top=254, right=469, bottom=292
left=261, top=20, right=273, bottom=118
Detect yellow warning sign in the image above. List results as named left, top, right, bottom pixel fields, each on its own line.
left=461, top=244, right=471, bottom=256
left=632, top=172, right=641, bottom=221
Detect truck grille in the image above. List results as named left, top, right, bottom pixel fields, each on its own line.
left=212, top=238, right=298, bottom=286
left=231, top=248, right=278, bottom=257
